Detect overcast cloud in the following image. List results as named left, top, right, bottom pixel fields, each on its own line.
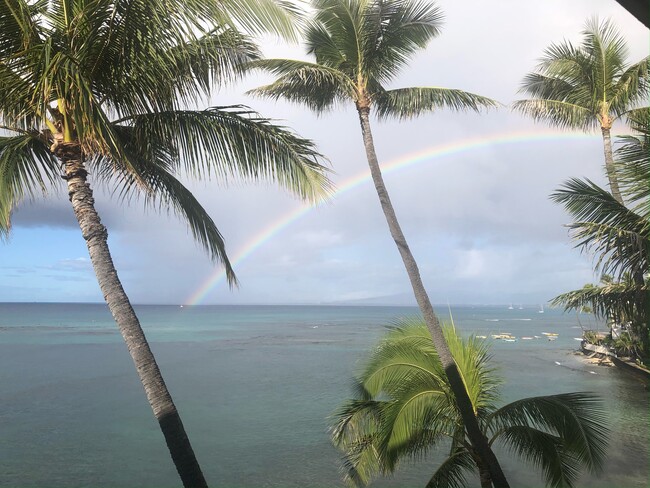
left=1, top=0, right=648, bottom=305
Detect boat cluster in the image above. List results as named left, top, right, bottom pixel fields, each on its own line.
left=476, top=332, right=559, bottom=342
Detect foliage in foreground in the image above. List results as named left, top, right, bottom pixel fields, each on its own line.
left=332, top=319, right=609, bottom=488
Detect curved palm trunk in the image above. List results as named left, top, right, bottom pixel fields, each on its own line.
left=56, top=142, right=208, bottom=488
left=355, top=106, right=510, bottom=488
left=601, top=126, right=624, bottom=204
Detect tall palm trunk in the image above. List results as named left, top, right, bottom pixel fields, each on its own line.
left=55, top=141, right=208, bottom=488
left=601, top=125, right=624, bottom=204
left=355, top=106, right=510, bottom=488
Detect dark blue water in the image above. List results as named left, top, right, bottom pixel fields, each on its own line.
left=0, top=303, right=647, bottom=487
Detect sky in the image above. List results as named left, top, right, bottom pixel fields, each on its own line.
left=1, top=0, right=648, bottom=306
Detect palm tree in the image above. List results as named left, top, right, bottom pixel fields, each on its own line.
left=513, top=18, right=650, bottom=204
left=0, top=1, right=331, bottom=486
left=332, top=319, right=609, bottom=488
left=247, top=1, right=506, bottom=484
left=551, top=113, right=650, bottom=361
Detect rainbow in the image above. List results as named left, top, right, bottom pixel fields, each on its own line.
left=185, top=129, right=598, bottom=305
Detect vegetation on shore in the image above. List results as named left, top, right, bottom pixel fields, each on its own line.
left=551, top=112, right=650, bottom=365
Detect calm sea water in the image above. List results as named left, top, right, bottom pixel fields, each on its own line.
left=0, top=303, right=647, bottom=488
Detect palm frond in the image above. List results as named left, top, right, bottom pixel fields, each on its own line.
left=374, top=86, right=498, bottom=120
left=218, top=0, right=304, bottom=42
left=0, top=0, right=44, bottom=58
left=551, top=280, right=644, bottom=324
left=609, top=56, right=650, bottom=117
left=309, top=0, right=364, bottom=71
left=512, top=99, right=594, bottom=130
left=89, top=126, right=237, bottom=284
left=488, top=392, right=609, bottom=477
left=331, top=397, right=385, bottom=487
left=425, top=448, right=475, bottom=488
left=551, top=178, right=650, bottom=278
left=0, top=132, right=59, bottom=237
left=100, top=27, right=261, bottom=117
left=247, top=59, right=356, bottom=112
left=615, top=109, right=650, bottom=216
left=115, top=107, right=332, bottom=204
left=493, top=425, right=581, bottom=488
left=359, top=0, right=443, bottom=84
left=376, top=383, right=454, bottom=468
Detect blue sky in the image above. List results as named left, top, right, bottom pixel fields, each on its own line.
left=1, top=0, right=648, bottom=305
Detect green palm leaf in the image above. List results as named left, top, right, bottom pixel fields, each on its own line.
left=114, top=107, right=332, bottom=203
left=551, top=279, right=643, bottom=323
left=425, top=449, right=475, bottom=488
left=357, top=0, right=443, bottom=84
left=511, top=99, right=594, bottom=130
left=248, top=59, right=356, bottom=111
left=551, top=178, right=650, bottom=278
left=494, top=425, right=581, bottom=488
left=488, top=392, right=609, bottom=476
left=374, top=87, right=498, bottom=120
left=0, top=133, right=59, bottom=237
left=616, top=109, right=650, bottom=215
left=90, top=127, right=237, bottom=284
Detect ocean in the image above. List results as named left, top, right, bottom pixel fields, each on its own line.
left=0, top=303, right=647, bottom=488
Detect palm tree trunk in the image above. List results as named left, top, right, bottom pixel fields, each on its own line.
left=355, top=106, right=510, bottom=488
left=56, top=142, right=208, bottom=488
left=478, top=464, right=493, bottom=488
left=601, top=126, right=624, bottom=204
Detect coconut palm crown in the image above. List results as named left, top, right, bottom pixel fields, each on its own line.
left=332, top=319, right=609, bottom=488
left=514, top=18, right=650, bottom=204
left=1, top=0, right=331, bottom=486
left=249, top=0, right=505, bottom=485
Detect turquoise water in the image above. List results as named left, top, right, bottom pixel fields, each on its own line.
left=0, top=303, right=647, bottom=487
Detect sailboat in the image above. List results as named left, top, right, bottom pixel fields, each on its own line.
left=538, top=304, right=544, bottom=314
left=508, top=303, right=514, bottom=310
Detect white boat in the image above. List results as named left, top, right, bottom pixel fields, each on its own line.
left=521, top=336, right=533, bottom=340
left=508, top=304, right=514, bottom=310
left=538, top=304, right=544, bottom=314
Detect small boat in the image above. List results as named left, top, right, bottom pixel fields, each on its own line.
left=541, top=332, right=558, bottom=336
left=503, top=338, right=517, bottom=342
left=548, top=336, right=558, bottom=341
left=521, top=336, right=533, bottom=340
left=573, top=337, right=584, bottom=341
left=534, top=335, right=542, bottom=339
left=554, top=361, right=561, bottom=365
left=508, top=304, right=514, bottom=310
left=492, top=333, right=515, bottom=340
left=538, top=304, right=545, bottom=314
left=476, top=335, right=487, bottom=339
